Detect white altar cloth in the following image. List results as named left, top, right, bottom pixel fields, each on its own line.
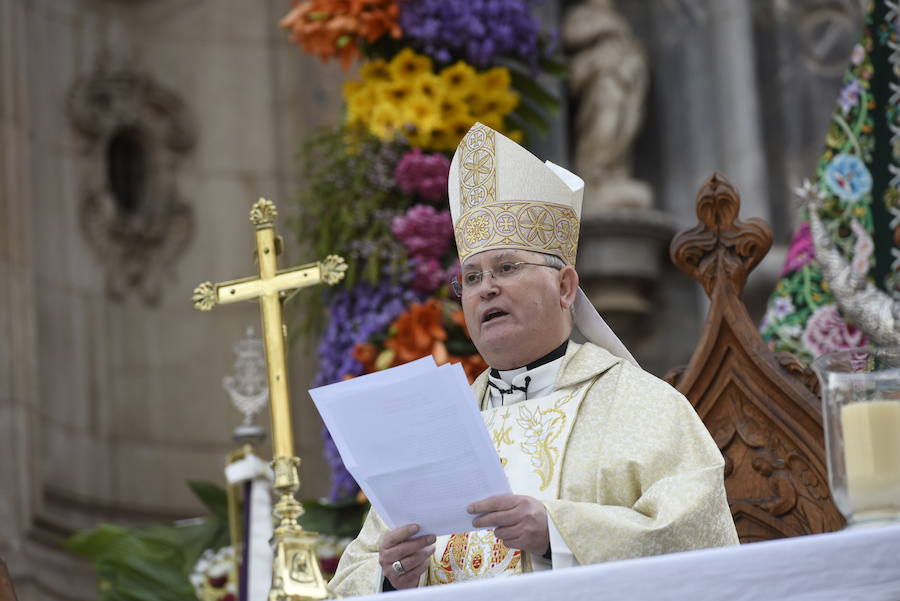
left=351, top=524, right=900, bottom=601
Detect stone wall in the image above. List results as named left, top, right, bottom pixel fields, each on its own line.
left=0, top=1, right=344, bottom=599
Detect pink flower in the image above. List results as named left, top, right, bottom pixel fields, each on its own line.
left=392, top=204, right=453, bottom=258
left=802, top=304, right=869, bottom=358
left=409, top=256, right=446, bottom=293
left=781, top=221, right=815, bottom=276
left=394, top=148, right=451, bottom=203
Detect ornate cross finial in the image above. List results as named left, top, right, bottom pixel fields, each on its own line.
left=250, top=198, right=278, bottom=227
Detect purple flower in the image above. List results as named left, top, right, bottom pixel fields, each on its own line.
left=394, top=148, right=451, bottom=203
left=837, top=78, right=862, bottom=114
left=781, top=221, right=815, bottom=276
left=399, top=0, right=545, bottom=68
left=409, top=256, right=446, bottom=293
left=314, top=281, right=421, bottom=500
left=391, top=204, right=453, bottom=259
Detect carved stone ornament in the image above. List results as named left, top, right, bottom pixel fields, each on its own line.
left=666, top=173, right=844, bottom=541
left=68, top=64, right=197, bottom=305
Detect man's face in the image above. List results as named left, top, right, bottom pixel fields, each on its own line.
left=460, top=249, right=576, bottom=370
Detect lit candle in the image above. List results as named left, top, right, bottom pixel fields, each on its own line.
left=841, top=400, right=900, bottom=517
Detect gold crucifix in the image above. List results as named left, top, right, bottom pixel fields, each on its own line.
left=193, top=198, right=346, bottom=601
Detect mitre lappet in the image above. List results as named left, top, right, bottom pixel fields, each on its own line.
left=449, top=122, right=638, bottom=366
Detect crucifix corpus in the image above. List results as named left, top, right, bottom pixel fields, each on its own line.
left=193, top=198, right=347, bottom=600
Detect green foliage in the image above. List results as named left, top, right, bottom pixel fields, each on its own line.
left=290, top=125, right=414, bottom=332
left=298, top=497, right=369, bottom=539
left=65, top=480, right=231, bottom=601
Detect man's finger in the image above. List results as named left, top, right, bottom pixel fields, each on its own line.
left=471, top=507, right=521, bottom=529
left=381, top=524, right=420, bottom=548
left=382, top=535, right=436, bottom=562
left=467, top=494, right=517, bottom=515
left=395, top=545, right=435, bottom=574
left=493, top=525, right=524, bottom=542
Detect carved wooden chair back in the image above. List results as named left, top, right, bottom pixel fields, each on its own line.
left=665, top=173, right=845, bottom=542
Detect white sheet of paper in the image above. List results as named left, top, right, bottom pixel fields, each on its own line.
left=310, top=361, right=511, bottom=536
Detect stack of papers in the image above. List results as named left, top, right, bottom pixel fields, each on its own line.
left=309, top=357, right=511, bottom=536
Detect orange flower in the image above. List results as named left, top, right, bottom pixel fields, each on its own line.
left=352, top=342, right=378, bottom=374
left=280, top=0, right=402, bottom=69
left=385, top=299, right=447, bottom=364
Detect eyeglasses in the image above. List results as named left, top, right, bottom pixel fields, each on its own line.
left=450, top=261, right=561, bottom=296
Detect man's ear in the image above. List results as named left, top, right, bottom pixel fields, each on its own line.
left=559, top=266, right=579, bottom=309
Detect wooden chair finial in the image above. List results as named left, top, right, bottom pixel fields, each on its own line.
left=670, top=173, right=773, bottom=297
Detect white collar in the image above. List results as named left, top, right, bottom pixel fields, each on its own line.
left=487, top=356, right=564, bottom=408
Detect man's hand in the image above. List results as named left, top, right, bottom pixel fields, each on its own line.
left=468, top=494, right=549, bottom=554
left=378, top=524, right=435, bottom=590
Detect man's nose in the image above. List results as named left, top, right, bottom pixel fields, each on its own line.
left=478, top=273, right=500, bottom=297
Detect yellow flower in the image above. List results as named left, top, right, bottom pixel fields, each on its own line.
left=440, top=61, right=478, bottom=100
left=476, top=111, right=506, bottom=132
left=403, top=93, right=441, bottom=132
left=429, top=124, right=456, bottom=152
left=369, top=102, right=402, bottom=140
left=471, top=89, right=519, bottom=117
left=389, top=47, right=434, bottom=81
left=438, top=96, right=470, bottom=120
left=447, top=115, right=477, bottom=148
left=343, top=79, right=365, bottom=101
left=507, top=129, right=525, bottom=144
left=347, top=90, right=376, bottom=126
left=360, top=58, right=391, bottom=82
left=479, top=67, right=512, bottom=91
left=853, top=205, right=868, bottom=217
left=406, top=126, right=433, bottom=149
left=380, top=79, right=414, bottom=104
left=412, top=72, right=446, bottom=101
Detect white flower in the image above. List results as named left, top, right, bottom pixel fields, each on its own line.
left=772, top=296, right=796, bottom=320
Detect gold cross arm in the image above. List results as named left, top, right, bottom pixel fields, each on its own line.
left=192, top=255, right=347, bottom=311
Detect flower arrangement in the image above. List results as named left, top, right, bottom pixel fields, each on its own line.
left=190, top=546, right=237, bottom=601
left=344, top=48, right=522, bottom=150
left=282, top=0, right=562, bottom=504
left=280, top=0, right=402, bottom=68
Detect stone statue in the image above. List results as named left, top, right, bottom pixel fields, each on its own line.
left=564, top=0, right=653, bottom=211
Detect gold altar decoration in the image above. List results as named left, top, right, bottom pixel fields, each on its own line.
left=193, top=198, right=347, bottom=600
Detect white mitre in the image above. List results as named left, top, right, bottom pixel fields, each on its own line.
left=449, top=123, right=638, bottom=367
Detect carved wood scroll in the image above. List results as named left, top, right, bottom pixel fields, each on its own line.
left=666, top=173, right=844, bottom=542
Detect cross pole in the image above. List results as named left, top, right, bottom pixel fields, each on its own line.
left=193, top=198, right=346, bottom=600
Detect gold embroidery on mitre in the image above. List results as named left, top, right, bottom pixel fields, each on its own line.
left=454, top=201, right=579, bottom=265
left=454, top=124, right=580, bottom=264
left=460, top=123, right=497, bottom=211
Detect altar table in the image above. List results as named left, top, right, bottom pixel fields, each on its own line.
left=352, top=524, right=900, bottom=601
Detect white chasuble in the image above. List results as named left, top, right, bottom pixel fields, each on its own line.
left=427, top=380, right=592, bottom=584
left=327, top=342, right=738, bottom=598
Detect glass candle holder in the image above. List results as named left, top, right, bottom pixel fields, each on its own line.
left=812, top=347, right=900, bottom=528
